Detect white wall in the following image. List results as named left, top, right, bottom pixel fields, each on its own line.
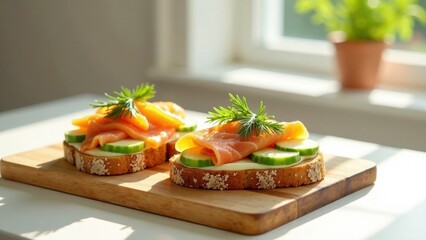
left=0, top=0, right=155, bottom=111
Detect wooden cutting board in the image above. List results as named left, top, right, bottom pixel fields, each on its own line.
left=0, top=144, right=376, bottom=235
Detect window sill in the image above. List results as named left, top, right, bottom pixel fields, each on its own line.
left=148, top=64, right=426, bottom=151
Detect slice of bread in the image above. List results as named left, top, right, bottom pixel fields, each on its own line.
left=63, top=141, right=166, bottom=175
left=169, top=153, right=325, bottom=190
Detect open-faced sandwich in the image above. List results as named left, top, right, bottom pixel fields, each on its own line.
left=170, top=94, right=325, bottom=190
left=63, top=83, right=196, bottom=175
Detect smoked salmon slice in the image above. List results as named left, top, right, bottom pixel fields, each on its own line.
left=74, top=100, right=186, bottom=151
left=80, top=119, right=176, bottom=151
left=81, top=130, right=128, bottom=151
left=176, top=121, right=309, bottom=165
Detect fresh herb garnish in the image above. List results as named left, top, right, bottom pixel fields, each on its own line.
left=207, top=93, right=283, bottom=139
left=91, top=83, right=156, bottom=119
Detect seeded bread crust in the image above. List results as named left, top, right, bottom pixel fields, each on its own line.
left=63, top=141, right=167, bottom=175
left=169, top=153, right=325, bottom=190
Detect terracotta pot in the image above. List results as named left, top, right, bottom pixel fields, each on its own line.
left=332, top=39, right=387, bottom=89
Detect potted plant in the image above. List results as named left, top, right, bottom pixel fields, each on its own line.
left=295, top=0, right=426, bottom=89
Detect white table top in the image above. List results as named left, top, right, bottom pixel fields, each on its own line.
left=1, top=95, right=425, bottom=240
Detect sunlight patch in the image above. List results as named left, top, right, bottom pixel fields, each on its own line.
left=222, top=68, right=339, bottom=97
left=369, top=89, right=414, bottom=108
left=22, top=217, right=133, bottom=240
left=318, top=136, right=379, bottom=159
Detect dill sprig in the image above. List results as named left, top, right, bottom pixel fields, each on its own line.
left=91, top=83, right=156, bottom=119
left=207, top=93, right=283, bottom=139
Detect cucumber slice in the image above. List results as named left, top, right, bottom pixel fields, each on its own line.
left=275, top=139, right=319, bottom=156
left=64, top=129, right=86, bottom=143
left=176, top=120, right=197, bottom=132
left=99, top=140, right=145, bottom=154
left=180, top=147, right=215, bottom=167
left=250, top=148, right=301, bottom=166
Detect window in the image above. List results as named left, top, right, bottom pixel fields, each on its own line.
left=282, top=0, right=426, bottom=53
left=237, top=0, right=426, bottom=88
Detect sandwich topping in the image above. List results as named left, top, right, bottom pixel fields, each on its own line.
left=65, top=84, right=190, bottom=154
left=175, top=94, right=314, bottom=167
left=206, top=94, right=283, bottom=139
left=176, top=121, right=309, bottom=166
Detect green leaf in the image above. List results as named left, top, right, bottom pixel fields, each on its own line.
left=294, top=0, right=426, bottom=41
left=207, top=93, right=283, bottom=139
left=410, top=4, right=426, bottom=24
left=295, top=0, right=315, bottom=13
left=398, top=16, right=414, bottom=41
left=91, top=83, right=156, bottom=119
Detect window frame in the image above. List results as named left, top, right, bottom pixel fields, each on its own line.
left=154, top=0, right=426, bottom=89
left=236, top=0, right=426, bottom=89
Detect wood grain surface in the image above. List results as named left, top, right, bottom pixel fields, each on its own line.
left=0, top=143, right=376, bottom=235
